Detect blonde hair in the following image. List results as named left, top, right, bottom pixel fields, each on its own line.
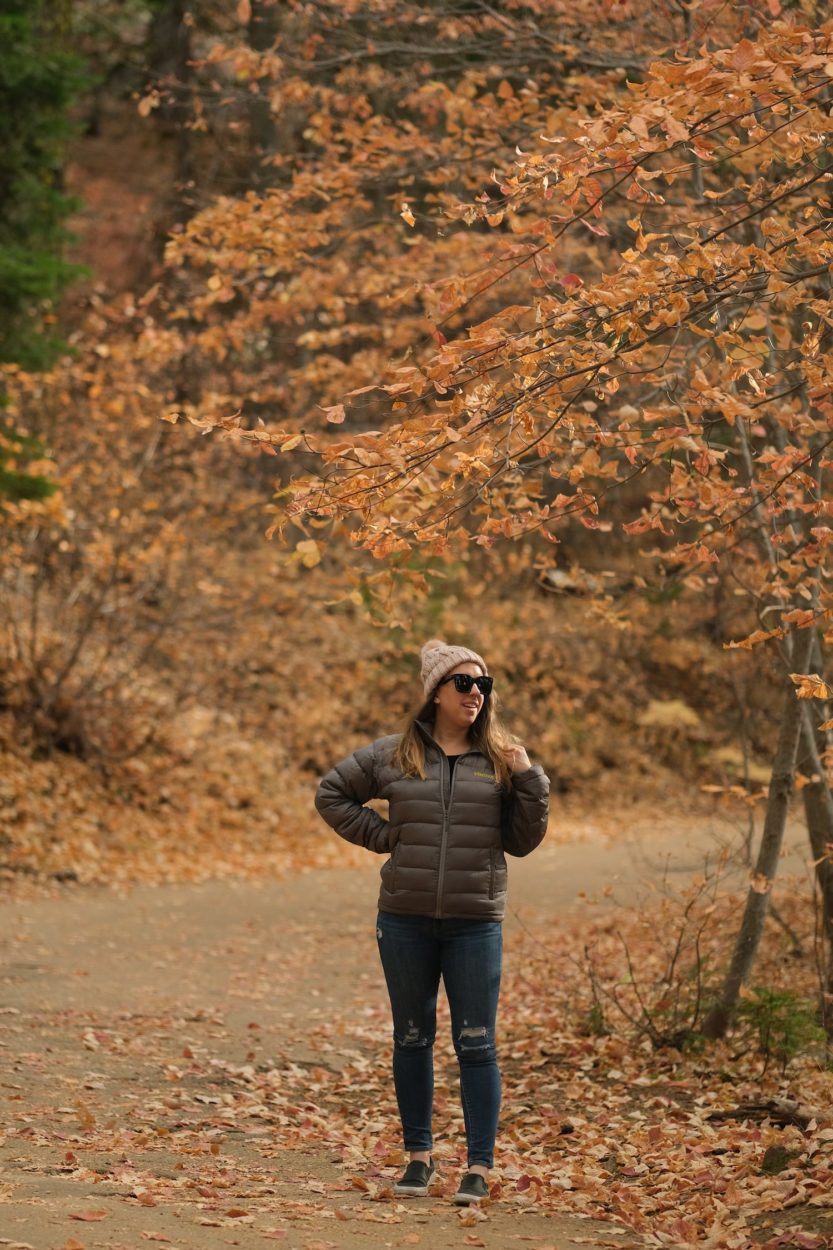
left=391, top=682, right=523, bottom=791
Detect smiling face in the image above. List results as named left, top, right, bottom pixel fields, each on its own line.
left=432, top=661, right=488, bottom=737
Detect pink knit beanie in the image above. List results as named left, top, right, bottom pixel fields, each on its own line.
left=420, top=638, right=488, bottom=699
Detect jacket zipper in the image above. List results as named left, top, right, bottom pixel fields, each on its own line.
left=434, top=752, right=449, bottom=918
left=434, top=748, right=469, bottom=918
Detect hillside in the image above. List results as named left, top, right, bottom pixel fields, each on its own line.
left=0, top=3, right=822, bottom=890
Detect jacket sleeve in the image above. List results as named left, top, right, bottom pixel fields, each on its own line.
left=501, top=763, right=550, bottom=857
left=314, top=740, right=391, bottom=854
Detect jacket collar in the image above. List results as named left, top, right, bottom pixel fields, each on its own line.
left=415, top=719, right=437, bottom=747
left=415, top=719, right=477, bottom=757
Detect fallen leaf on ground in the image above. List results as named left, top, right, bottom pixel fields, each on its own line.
left=458, top=1208, right=489, bottom=1226
left=68, top=1212, right=108, bottom=1222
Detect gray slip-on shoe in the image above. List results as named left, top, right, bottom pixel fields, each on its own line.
left=393, top=1156, right=436, bottom=1197
left=453, top=1171, right=490, bottom=1205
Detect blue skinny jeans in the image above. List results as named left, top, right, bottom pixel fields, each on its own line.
left=375, top=910, right=502, bottom=1168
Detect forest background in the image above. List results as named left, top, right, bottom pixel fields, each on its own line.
left=2, top=0, right=833, bottom=1059
left=5, top=3, right=833, bottom=1246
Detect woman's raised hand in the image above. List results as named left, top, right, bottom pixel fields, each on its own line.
left=504, top=744, right=532, bottom=773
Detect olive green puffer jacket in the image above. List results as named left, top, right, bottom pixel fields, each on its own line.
left=314, top=719, right=550, bottom=920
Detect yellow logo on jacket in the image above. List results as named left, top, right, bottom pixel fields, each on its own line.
left=473, top=770, right=498, bottom=780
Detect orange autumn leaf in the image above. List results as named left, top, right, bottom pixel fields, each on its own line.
left=790, top=673, right=832, bottom=699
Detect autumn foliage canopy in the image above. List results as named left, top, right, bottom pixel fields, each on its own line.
left=158, top=9, right=832, bottom=664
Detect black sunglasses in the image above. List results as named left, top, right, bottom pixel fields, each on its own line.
left=438, top=673, right=494, bottom=696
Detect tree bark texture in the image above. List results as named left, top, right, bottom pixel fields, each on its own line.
left=171, top=0, right=194, bottom=223
left=147, top=0, right=194, bottom=224
left=702, top=627, right=815, bottom=1039
left=798, top=635, right=833, bottom=1029
left=248, top=0, right=279, bottom=187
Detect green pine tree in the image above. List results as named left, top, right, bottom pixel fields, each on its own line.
left=0, top=0, right=86, bottom=501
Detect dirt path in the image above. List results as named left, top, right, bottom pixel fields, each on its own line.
left=0, top=809, right=812, bottom=1250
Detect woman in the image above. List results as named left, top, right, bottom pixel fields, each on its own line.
left=314, top=638, right=550, bottom=1205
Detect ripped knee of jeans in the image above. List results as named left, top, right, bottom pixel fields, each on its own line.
left=394, top=1021, right=435, bottom=1049
left=455, top=1024, right=495, bottom=1056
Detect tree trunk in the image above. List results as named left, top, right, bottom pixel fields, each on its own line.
left=248, top=0, right=279, bottom=188
left=702, top=627, right=815, bottom=1039
left=798, top=635, right=833, bottom=1031
left=147, top=0, right=194, bottom=225
left=171, top=0, right=194, bottom=225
